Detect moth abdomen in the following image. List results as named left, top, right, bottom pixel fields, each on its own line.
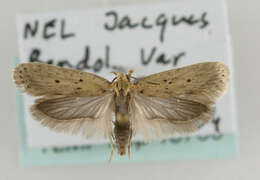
left=114, top=119, right=132, bottom=156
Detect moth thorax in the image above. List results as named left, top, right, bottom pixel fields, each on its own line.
left=114, top=119, right=131, bottom=156
left=112, top=73, right=132, bottom=97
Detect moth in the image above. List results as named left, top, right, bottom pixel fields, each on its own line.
left=12, top=61, right=229, bottom=161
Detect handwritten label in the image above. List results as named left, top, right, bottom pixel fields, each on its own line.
left=16, top=0, right=236, bottom=149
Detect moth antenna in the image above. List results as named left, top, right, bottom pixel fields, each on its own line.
left=128, top=130, right=132, bottom=159
left=107, top=129, right=114, bottom=163
left=111, top=77, right=117, bottom=83
left=111, top=71, right=119, bottom=76
left=109, top=148, right=114, bottom=163
left=130, top=76, right=138, bottom=80
left=111, top=72, right=120, bottom=83
left=130, top=75, right=159, bottom=85
left=128, top=144, right=131, bottom=159
left=143, top=80, right=160, bottom=85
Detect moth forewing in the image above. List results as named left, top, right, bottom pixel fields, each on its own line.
left=12, top=62, right=112, bottom=97
left=134, top=61, right=229, bottom=104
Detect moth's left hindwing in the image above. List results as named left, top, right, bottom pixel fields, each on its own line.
left=129, top=93, right=215, bottom=139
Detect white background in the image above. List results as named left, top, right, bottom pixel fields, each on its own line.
left=0, top=0, right=259, bottom=179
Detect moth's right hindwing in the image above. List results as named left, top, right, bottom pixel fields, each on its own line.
left=12, top=62, right=111, bottom=96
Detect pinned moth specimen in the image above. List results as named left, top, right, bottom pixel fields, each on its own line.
left=12, top=61, right=229, bottom=161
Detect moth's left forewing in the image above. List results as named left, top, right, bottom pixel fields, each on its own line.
left=130, top=62, right=229, bottom=139
left=134, top=62, right=230, bottom=104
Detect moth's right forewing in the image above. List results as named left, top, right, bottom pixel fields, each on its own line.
left=12, top=63, right=111, bottom=96
left=135, top=62, right=229, bottom=104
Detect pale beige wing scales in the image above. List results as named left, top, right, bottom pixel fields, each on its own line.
left=130, top=93, right=214, bottom=140
left=30, top=94, right=114, bottom=138
left=130, top=62, right=229, bottom=140
left=135, top=62, right=229, bottom=104
left=12, top=62, right=111, bottom=96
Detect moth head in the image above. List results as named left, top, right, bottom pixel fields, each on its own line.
left=111, top=69, right=134, bottom=82
left=111, top=70, right=135, bottom=96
